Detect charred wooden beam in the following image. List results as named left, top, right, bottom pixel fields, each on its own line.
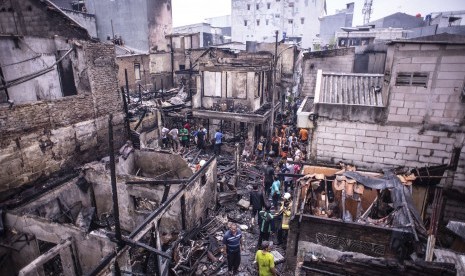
left=18, top=238, right=73, bottom=276
left=120, top=236, right=171, bottom=259
left=126, top=179, right=190, bottom=185
left=109, top=114, right=123, bottom=248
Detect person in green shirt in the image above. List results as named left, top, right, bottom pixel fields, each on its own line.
left=179, top=126, right=189, bottom=149
left=258, top=204, right=273, bottom=249
left=255, top=241, right=276, bottom=276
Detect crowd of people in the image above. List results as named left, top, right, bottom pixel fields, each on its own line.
left=160, top=121, right=225, bottom=155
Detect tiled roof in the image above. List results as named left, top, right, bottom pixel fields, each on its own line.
left=316, top=71, right=384, bottom=106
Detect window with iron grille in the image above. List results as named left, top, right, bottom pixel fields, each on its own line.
left=395, top=72, right=428, bottom=87
left=267, top=3, right=271, bottom=9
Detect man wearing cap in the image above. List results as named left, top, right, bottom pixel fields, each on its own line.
left=255, top=241, right=276, bottom=276
left=223, top=223, right=242, bottom=274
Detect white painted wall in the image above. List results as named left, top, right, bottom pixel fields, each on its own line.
left=231, top=0, right=326, bottom=49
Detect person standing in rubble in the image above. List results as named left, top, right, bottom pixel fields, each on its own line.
left=179, top=125, right=189, bottom=149
left=283, top=158, right=294, bottom=192
left=214, top=129, right=223, bottom=155
left=223, top=223, right=242, bottom=275
left=276, top=193, right=292, bottom=248
left=250, top=185, right=265, bottom=226
left=299, top=127, right=308, bottom=144
left=270, top=176, right=281, bottom=209
left=161, top=126, right=170, bottom=149
left=263, top=159, right=275, bottom=197
left=255, top=136, right=266, bottom=162
left=255, top=241, right=276, bottom=276
left=258, top=204, right=274, bottom=250
left=196, top=127, right=206, bottom=150
left=168, top=127, right=179, bottom=152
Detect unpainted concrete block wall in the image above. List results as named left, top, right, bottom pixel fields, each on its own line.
left=301, top=47, right=355, bottom=97
left=385, top=43, right=465, bottom=125
left=0, top=42, right=125, bottom=198
left=312, top=119, right=464, bottom=191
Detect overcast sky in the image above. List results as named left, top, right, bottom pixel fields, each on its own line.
left=172, top=0, right=465, bottom=27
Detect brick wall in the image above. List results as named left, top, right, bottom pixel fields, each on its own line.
left=385, top=43, right=465, bottom=125
left=116, top=54, right=151, bottom=91
left=301, top=47, right=355, bottom=97
left=312, top=119, right=464, bottom=191
left=0, top=0, right=88, bottom=39
left=0, top=41, right=125, bottom=199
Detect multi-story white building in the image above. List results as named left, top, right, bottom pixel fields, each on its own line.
left=231, top=0, right=326, bottom=49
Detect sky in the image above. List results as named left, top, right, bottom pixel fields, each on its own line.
left=172, top=0, right=465, bottom=27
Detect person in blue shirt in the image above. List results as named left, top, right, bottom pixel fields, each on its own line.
left=214, top=129, right=223, bottom=155
left=270, top=176, right=281, bottom=209
left=223, top=223, right=242, bottom=274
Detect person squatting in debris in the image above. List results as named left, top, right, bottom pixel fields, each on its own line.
left=276, top=193, right=292, bottom=247
left=223, top=222, right=243, bottom=275
left=214, top=129, right=223, bottom=155
left=258, top=203, right=274, bottom=250
left=264, top=159, right=275, bottom=197
left=255, top=241, right=276, bottom=276
left=242, top=138, right=253, bottom=162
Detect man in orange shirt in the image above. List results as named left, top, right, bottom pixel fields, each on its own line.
left=299, top=128, right=308, bottom=143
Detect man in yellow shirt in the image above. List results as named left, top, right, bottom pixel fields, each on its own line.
left=255, top=241, right=276, bottom=276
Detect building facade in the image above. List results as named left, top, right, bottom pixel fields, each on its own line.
left=0, top=0, right=126, bottom=200
left=231, top=0, right=326, bottom=49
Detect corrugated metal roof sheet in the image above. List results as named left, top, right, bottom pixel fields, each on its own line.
left=317, top=72, right=384, bottom=107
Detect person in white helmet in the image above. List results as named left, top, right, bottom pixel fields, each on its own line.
left=276, top=192, right=292, bottom=247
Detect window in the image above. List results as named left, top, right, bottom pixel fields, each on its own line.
left=289, top=2, right=294, bottom=7
left=267, top=3, right=271, bottom=9
left=275, top=14, right=280, bottom=18
left=288, top=19, right=293, bottom=24
left=266, top=19, right=269, bottom=25
left=256, top=4, right=259, bottom=10
left=179, top=64, right=185, bottom=70
left=301, top=17, right=305, bottom=24
left=203, top=71, right=222, bottom=97
left=244, top=20, right=248, bottom=26
left=395, top=72, right=428, bottom=87
left=134, top=63, right=141, bottom=80
left=257, top=19, right=260, bottom=26
left=247, top=4, right=250, bottom=10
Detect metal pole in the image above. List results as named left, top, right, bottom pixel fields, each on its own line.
left=124, top=69, right=130, bottom=104
left=138, top=84, right=142, bottom=104
left=270, top=31, right=278, bottom=140
left=108, top=114, right=123, bottom=249
left=170, top=36, right=174, bottom=87
left=120, top=87, right=130, bottom=138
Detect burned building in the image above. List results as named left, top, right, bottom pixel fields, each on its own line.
left=191, top=48, right=276, bottom=144
left=0, top=0, right=126, bottom=200
left=291, top=34, right=465, bottom=273
left=0, top=148, right=217, bottom=275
